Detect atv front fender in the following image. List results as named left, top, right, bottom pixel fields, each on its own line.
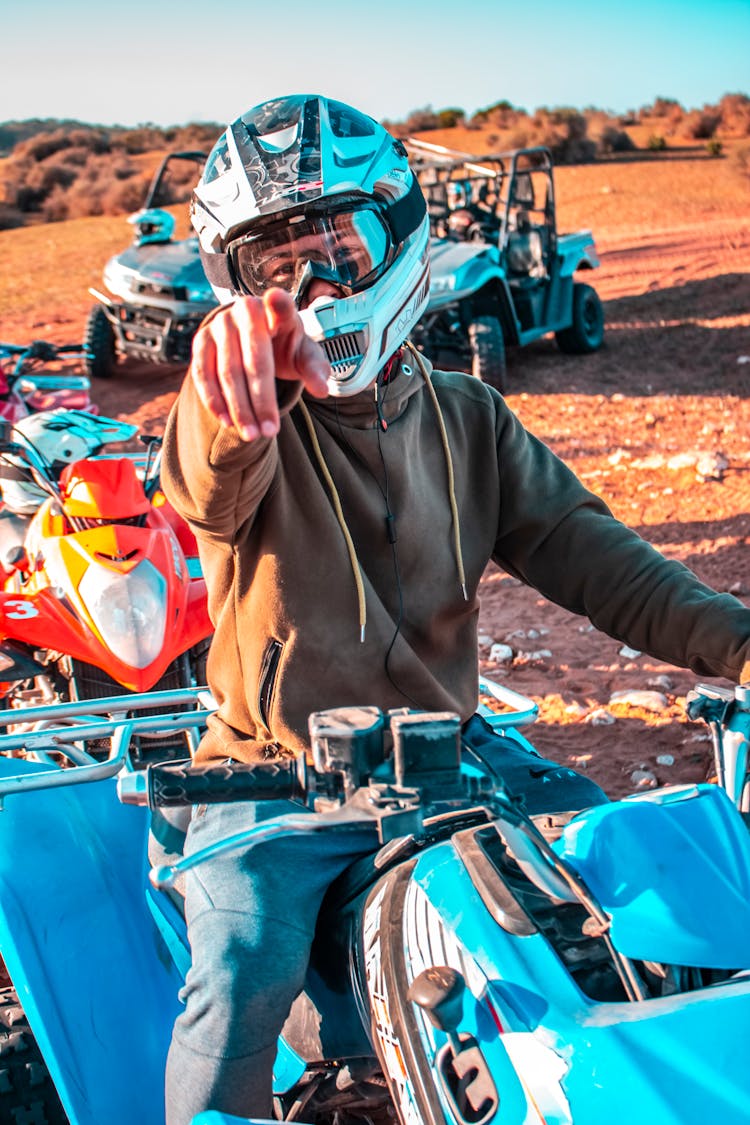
left=0, top=756, right=181, bottom=1125
left=426, top=239, right=507, bottom=309
left=557, top=230, right=600, bottom=277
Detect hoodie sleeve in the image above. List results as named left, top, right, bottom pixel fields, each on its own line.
left=492, top=403, right=750, bottom=685
left=161, top=369, right=302, bottom=547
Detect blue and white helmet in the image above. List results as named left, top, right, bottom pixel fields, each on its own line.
left=127, top=208, right=176, bottom=246
left=191, top=94, right=430, bottom=397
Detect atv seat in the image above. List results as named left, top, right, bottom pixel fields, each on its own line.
left=506, top=210, right=547, bottom=278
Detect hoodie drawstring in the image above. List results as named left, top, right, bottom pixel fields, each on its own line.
left=297, top=346, right=468, bottom=643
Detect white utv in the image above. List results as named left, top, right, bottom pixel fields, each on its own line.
left=407, top=141, right=605, bottom=393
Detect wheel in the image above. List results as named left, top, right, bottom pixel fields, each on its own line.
left=0, top=984, right=68, bottom=1123
left=468, top=315, right=506, bottom=393
left=83, top=304, right=116, bottom=379
left=555, top=282, right=605, bottom=354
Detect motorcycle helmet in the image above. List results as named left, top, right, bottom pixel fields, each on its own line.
left=191, top=94, right=430, bottom=397
left=0, top=411, right=137, bottom=515
left=128, top=208, right=176, bottom=246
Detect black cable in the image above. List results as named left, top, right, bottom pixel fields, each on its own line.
left=333, top=384, right=422, bottom=708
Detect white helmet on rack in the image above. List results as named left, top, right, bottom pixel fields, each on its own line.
left=0, top=410, right=138, bottom=515
left=191, top=94, right=430, bottom=397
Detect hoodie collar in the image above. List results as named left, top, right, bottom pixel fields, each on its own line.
left=302, top=350, right=432, bottom=430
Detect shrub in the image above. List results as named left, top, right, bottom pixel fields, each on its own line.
left=58, top=145, right=94, bottom=168
left=102, top=176, right=148, bottom=215
left=436, top=108, right=465, bottom=129
left=596, top=125, right=636, bottom=155
left=719, top=93, right=750, bottom=136
left=170, top=123, right=223, bottom=151
left=729, top=143, right=750, bottom=186
left=404, top=106, right=441, bottom=133
left=15, top=127, right=109, bottom=162
left=641, top=97, right=683, bottom=119
left=706, top=138, right=723, bottom=157
left=470, top=100, right=525, bottom=130
left=112, top=126, right=165, bottom=154
left=533, top=109, right=596, bottom=163
left=41, top=185, right=70, bottom=223
left=647, top=134, right=668, bottom=152
left=682, top=109, right=722, bottom=140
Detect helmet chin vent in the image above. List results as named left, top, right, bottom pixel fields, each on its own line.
left=323, top=331, right=366, bottom=372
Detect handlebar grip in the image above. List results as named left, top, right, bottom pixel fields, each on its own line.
left=124, top=759, right=306, bottom=808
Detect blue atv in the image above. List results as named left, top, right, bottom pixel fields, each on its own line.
left=1, top=679, right=750, bottom=1124
left=407, top=142, right=604, bottom=394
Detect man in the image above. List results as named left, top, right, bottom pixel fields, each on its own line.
left=162, top=94, right=750, bottom=1124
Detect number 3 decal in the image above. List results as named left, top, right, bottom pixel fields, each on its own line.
left=4, top=599, right=39, bottom=620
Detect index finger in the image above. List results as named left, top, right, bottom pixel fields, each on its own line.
left=232, top=297, right=281, bottom=437
left=264, top=289, right=330, bottom=397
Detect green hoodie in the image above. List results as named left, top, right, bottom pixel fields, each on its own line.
left=162, top=352, right=750, bottom=764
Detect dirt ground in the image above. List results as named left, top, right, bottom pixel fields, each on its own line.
left=3, top=177, right=750, bottom=800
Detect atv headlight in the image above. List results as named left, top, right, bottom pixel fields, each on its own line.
left=78, top=559, right=167, bottom=669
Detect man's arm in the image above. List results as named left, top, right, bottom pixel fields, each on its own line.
left=492, top=406, right=750, bottom=684
left=161, top=289, right=330, bottom=544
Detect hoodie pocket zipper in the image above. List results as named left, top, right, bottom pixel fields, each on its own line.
left=258, top=639, right=283, bottom=729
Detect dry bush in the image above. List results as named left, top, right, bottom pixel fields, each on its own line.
left=41, top=184, right=71, bottom=222
left=640, top=97, right=684, bottom=119
left=594, top=124, right=636, bottom=156
left=682, top=109, right=722, bottom=140
left=166, top=123, right=222, bottom=150
left=58, top=145, right=94, bottom=168
left=112, top=126, right=167, bottom=155
left=104, top=175, right=151, bottom=214
left=718, top=94, right=750, bottom=136
left=729, top=144, right=750, bottom=186
left=63, top=178, right=106, bottom=219
left=15, top=127, right=109, bottom=162
left=403, top=106, right=442, bottom=133
left=469, top=101, right=526, bottom=131
left=532, top=108, right=596, bottom=163
left=112, top=160, right=138, bottom=181
left=436, top=108, right=465, bottom=129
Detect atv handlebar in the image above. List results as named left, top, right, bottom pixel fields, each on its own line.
left=120, top=757, right=306, bottom=808
left=0, top=340, right=90, bottom=377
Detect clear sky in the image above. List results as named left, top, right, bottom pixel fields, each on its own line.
left=3, top=0, right=749, bottom=128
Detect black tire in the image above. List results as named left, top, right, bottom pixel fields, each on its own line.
left=0, top=984, right=68, bottom=1123
left=555, top=282, right=605, bottom=354
left=468, top=315, right=507, bottom=393
left=83, top=304, right=116, bottom=379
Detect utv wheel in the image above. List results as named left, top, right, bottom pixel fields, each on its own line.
left=0, top=984, right=68, bottom=1123
left=468, top=315, right=507, bottom=393
left=555, top=282, right=605, bottom=354
left=83, top=304, right=116, bottom=379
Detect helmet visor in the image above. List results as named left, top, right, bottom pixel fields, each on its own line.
left=228, top=203, right=393, bottom=300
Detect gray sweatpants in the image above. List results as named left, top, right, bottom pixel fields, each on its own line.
left=165, top=799, right=377, bottom=1125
